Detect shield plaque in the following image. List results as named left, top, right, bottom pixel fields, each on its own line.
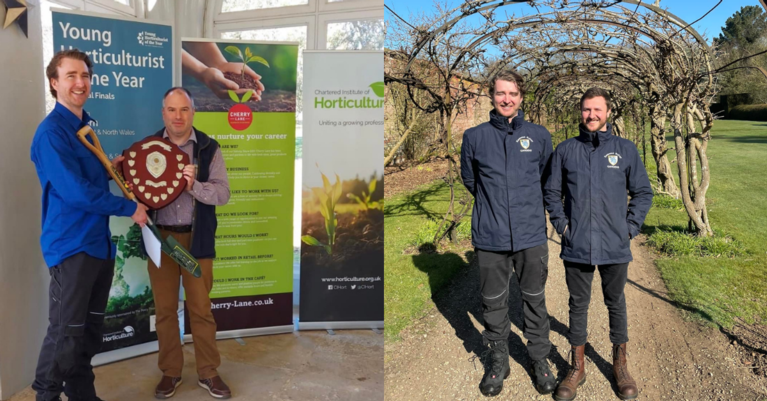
left=122, top=137, right=190, bottom=209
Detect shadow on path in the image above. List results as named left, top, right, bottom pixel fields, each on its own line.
left=411, top=248, right=569, bottom=389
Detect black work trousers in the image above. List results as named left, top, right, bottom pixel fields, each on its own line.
left=32, top=252, right=115, bottom=401
left=477, top=243, right=551, bottom=361
left=564, top=261, right=629, bottom=346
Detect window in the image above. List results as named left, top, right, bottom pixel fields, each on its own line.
left=222, top=0, right=308, bottom=12
left=326, top=19, right=383, bottom=50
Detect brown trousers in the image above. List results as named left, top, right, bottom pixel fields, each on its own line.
left=147, top=230, right=220, bottom=380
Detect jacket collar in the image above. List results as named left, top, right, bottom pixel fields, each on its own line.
left=577, top=122, right=613, bottom=146
left=53, top=102, right=92, bottom=131
left=489, top=109, right=525, bottom=132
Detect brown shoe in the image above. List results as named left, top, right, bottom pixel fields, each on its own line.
left=198, top=376, right=232, bottom=399
left=554, top=344, right=586, bottom=401
left=613, top=343, right=638, bottom=400
left=155, top=376, right=182, bottom=399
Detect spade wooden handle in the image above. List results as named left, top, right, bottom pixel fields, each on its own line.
left=75, top=125, right=137, bottom=202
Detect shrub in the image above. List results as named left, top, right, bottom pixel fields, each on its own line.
left=728, top=104, right=767, bottom=121
left=647, top=228, right=747, bottom=258
left=652, top=194, right=684, bottom=211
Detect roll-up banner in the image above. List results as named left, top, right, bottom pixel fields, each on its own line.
left=298, top=51, right=384, bottom=330
left=51, top=9, right=173, bottom=364
left=181, top=39, right=298, bottom=339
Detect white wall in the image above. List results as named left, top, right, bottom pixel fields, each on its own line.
left=0, top=2, right=49, bottom=400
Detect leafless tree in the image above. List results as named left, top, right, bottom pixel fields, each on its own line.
left=387, top=0, right=766, bottom=240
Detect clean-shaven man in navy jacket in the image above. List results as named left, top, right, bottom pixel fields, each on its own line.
left=544, top=88, right=653, bottom=401
left=30, top=49, right=149, bottom=401
left=461, top=70, right=556, bottom=397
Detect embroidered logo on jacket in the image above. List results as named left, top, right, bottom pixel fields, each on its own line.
left=517, top=136, right=533, bottom=152
left=605, top=152, right=622, bottom=168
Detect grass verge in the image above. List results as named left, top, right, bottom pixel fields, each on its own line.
left=641, top=120, right=767, bottom=328
left=384, top=180, right=474, bottom=342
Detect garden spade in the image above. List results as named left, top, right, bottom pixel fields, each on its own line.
left=76, top=126, right=201, bottom=278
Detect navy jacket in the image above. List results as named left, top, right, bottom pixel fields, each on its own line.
left=543, top=123, right=653, bottom=265
left=149, top=128, right=220, bottom=259
left=31, top=103, right=137, bottom=267
left=461, top=110, right=553, bottom=252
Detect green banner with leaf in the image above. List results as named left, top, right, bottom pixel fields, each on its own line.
left=182, top=40, right=298, bottom=332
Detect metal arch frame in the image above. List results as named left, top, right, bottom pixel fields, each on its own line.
left=404, top=0, right=710, bottom=72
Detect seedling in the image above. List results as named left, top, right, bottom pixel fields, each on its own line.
left=227, top=89, right=256, bottom=103
left=302, top=169, right=342, bottom=255
left=224, top=45, right=270, bottom=81
left=347, top=178, right=382, bottom=211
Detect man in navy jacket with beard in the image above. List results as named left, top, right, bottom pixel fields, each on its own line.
left=461, top=70, right=555, bottom=397
left=544, top=88, right=653, bottom=401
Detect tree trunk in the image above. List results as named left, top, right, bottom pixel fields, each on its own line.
left=671, top=102, right=712, bottom=237
left=649, top=105, right=680, bottom=198
left=613, top=115, right=627, bottom=138
left=384, top=109, right=419, bottom=167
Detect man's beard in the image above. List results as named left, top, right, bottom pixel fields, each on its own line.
left=584, top=119, right=607, bottom=132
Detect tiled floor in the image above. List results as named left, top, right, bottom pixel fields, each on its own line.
left=9, top=329, right=383, bottom=401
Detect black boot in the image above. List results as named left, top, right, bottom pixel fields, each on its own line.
left=530, top=358, right=556, bottom=394
left=478, top=339, right=510, bottom=397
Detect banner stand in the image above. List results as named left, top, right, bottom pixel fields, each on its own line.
left=52, top=9, right=173, bottom=363
left=184, top=325, right=294, bottom=343
left=92, top=341, right=159, bottom=367
left=298, top=51, right=384, bottom=327
left=297, top=321, right=383, bottom=331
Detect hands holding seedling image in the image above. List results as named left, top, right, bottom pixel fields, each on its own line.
left=182, top=42, right=267, bottom=101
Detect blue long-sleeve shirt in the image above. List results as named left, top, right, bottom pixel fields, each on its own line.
left=31, top=102, right=137, bottom=267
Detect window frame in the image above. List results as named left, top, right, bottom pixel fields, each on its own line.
left=214, top=0, right=317, bottom=22
left=214, top=15, right=316, bottom=50
left=318, top=11, right=383, bottom=50
left=318, top=0, right=381, bottom=13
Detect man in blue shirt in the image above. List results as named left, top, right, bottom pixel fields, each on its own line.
left=30, top=49, right=148, bottom=401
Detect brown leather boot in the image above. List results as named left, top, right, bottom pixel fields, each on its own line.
left=554, top=344, right=586, bottom=401
left=613, top=343, right=638, bottom=400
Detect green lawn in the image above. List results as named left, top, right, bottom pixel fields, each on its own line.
left=384, top=180, right=474, bottom=342
left=384, top=120, right=767, bottom=343
left=642, top=120, right=767, bottom=328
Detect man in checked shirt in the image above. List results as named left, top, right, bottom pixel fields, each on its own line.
left=148, top=87, right=232, bottom=399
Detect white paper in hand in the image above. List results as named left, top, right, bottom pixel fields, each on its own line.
left=142, top=225, right=162, bottom=268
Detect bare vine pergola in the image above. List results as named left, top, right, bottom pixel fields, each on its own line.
left=385, top=0, right=753, bottom=240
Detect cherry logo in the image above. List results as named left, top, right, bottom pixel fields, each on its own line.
left=228, top=103, right=252, bottom=130
left=227, top=90, right=257, bottom=130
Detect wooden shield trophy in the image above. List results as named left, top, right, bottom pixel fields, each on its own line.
left=122, top=137, right=190, bottom=209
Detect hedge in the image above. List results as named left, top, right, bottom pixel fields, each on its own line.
left=728, top=104, right=767, bottom=121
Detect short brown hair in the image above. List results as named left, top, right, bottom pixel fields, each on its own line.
left=46, top=49, right=93, bottom=98
left=489, top=70, right=526, bottom=97
left=580, top=87, right=613, bottom=111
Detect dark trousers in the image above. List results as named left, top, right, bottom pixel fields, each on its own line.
left=564, top=261, right=629, bottom=346
left=477, top=243, right=551, bottom=360
left=32, top=253, right=115, bottom=401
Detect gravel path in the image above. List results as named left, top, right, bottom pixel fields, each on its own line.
left=384, top=228, right=767, bottom=400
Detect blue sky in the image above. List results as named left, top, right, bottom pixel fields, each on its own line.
left=385, top=0, right=765, bottom=44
